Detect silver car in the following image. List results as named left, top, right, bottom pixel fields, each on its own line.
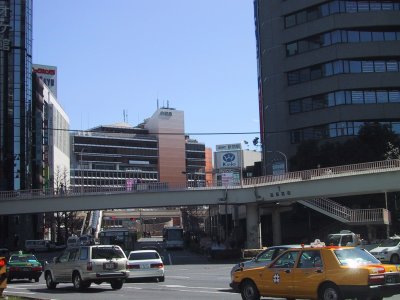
left=229, top=245, right=303, bottom=290
left=44, top=245, right=129, bottom=290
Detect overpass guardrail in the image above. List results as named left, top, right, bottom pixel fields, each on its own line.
left=0, top=159, right=399, bottom=201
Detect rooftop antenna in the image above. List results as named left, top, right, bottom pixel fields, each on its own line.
left=126, top=110, right=128, bottom=123
left=167, top=100, right=169, bottom=108
left=157, top=98, right=159, bottom=109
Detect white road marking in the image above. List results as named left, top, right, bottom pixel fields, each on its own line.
left=165, top=275, right=190, bottom=279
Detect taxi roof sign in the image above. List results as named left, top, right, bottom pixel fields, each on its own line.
left=311, top=239, right=326, bottom=248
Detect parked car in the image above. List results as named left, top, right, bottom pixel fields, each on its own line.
left=231, top=244, right=400, bottom=300
left=7, top=251, right=42, bottom=282
left=230, top=245, right=303, bottom=289
left=44, top=245, right=129, bottom=290
left=370, top=236, right=400, bottom=263
left=127, top=250, right=164, bottom=282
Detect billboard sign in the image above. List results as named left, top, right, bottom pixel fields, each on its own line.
left=216, top=143, right=241, bottom=152
left=215, top=150, right=241, bottom=169
left=33, top=64, right=58, bottom=97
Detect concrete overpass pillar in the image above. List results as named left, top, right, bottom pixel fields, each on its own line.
left=272, top=208, right=282, bottom=246
left=246, top=203, right=261, bottom=249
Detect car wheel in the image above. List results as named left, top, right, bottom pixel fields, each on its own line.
left=110, top=279, right=123, bottom=290
left=73, top=272, right=87, bottom=290
left=390, top=254, right=400, bottom=264
left=158, top=276, right=165, bottom=282
left=240, top=280, right=260, bottom=300
left=45, top=272, right=57, bottom=289
left=318, top=283, right=343, bottom=300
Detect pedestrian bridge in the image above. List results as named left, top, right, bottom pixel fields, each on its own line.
left=0, top=159, right=400, bottom=215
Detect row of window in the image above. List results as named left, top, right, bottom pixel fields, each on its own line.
left=285, top=1, right=400, bottom=28
left=286, top=29, right=400, bottom=56
left=290, top=121, right=400, bottom=144
left=287, top=59, right=400, bottom=85
left=289, top=89, right=400, bottom=114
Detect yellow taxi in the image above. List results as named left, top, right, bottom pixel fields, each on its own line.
left=231, top=242, right=400, bottom=300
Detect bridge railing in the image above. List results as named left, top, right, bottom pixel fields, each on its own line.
left=243, top=159, right=400, bottom=186
left=0, top=159, right=399, bottom=201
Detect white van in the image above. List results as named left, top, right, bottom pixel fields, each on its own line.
left=25, top=240, right=56, bottom=252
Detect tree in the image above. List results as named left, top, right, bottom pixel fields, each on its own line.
left=290, top=122, right=400, bottom=170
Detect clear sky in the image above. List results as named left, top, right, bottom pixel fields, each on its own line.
left=33, top=1, right=260, bottom=151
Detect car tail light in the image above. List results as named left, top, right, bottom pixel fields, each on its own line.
left=0, top=258, right=5, bottom=267
left=32, top=266, right=42, bottom=271
left=128, top=264, right=140, bottom=269
left=151, top=263, right=164, bottom=269
left=87, top=262, right=93, bottom=271
left=369, top=274, right=385, bottom=285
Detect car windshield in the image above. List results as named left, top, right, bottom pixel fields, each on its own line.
left=10, top=255, right=37, bottom=262
left=91, top=247, right=125, bottom=259
left=129, top=252, right=160, bottom=260
left=380, top=238, right=400, bottom=247
left=334, top=248, right=380, bottom=266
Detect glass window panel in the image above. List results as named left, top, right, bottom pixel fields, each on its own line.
left=350, top=60, right=362, bottom=73
left=327, top=92, right=335, bottom=106
left=354, top=122, right=363, bottom=135
left=360, top=31, right=372, bottom=42
left=335, top=91, right=346, bottom=105
left=307, top=8, right=318, bottom=21
left=341, top=30, right=348, bottom=43
left=323, top=32, right=332, bottom=46
left=374, top=61, right=386, bottom=72
left=345, top=91, right=352, bottom=104
left=300, top=68, right=310, bottom=82
left=320, top=3, right=330, bottom=16
left=333, top=60, right=344, bottom=74
left=331, top=30, right=341, bottom=43
left=286, top=42, right=298, bottom=56
left=372, top=31, right=384, bottom=41
left=357, top=1, right=370, bottom=11
left=370, top=2, right=382, bottom=11
left=389, top=90, right=400, bottom=102
left=291, top=131, right=302, bottom=144
left=345, top=1, right=358, bottom=12
left=330, top=1, right=340, bottom=13
left=297, top=11, right=307, bottom=24
left=285, top=14, right=296, bottom=28
left=362, top=61, right=374, bottom=72
left=289, top=100, right=302, bottom=114
left=309, top=35, right=323, bottom=50
left=377, top=91, right=389, bottom=103
left=329, top=123, right=337, bottom=137
left=387, top=61, right=399, bottom=72
left=364, top=91, right=376, bottom=103
left=337, top=122, right=347, bottom=136
left=351, top=91, right=364, bottom=104
left=310, top=66, right=322, bottom=80
left=382, top=3, right=394, bottom=10
left=302, top=98, right=313, bottom=112
left=348, top=31, right=360, bottom=42
left=384, top=32, right=396, bottom=41
left=313, top=95, right=328, bottom=109
left=324, top=62, right=334, bottom=76
left=288, top=71, right=300, bottom=85
left=298, top=40, right=308, bottom=53
left=397, top=32, right=400, bottom=40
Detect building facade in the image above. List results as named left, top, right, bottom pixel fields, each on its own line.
left=254, top=0, right=400, bottom=172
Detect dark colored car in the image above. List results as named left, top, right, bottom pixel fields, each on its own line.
left=7, top=252, right=43, bottom=282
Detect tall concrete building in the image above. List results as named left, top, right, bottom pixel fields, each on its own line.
left=254, top=0, right=400, bottom=173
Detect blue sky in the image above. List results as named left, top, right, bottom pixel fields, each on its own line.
left=33, top=1, right=260, bottom=151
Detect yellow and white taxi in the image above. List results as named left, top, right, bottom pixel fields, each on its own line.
left=231, top=242, right=400, bottom=300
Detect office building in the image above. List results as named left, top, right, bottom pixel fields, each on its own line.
left=254, top=0, right=400, bottom=173
left=70, top=107, right=207, bottom=191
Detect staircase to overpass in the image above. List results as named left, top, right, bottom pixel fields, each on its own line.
left=298, top=197, right=390, bottom=225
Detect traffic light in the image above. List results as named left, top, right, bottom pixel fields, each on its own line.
left=0, top=256, right=7, bottom=296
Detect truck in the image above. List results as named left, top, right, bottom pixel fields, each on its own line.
left=163, top=226, right=184, bottom=250
left=325, top=230, right=361, bottom=247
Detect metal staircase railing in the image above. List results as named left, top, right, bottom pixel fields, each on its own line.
left=298, top=198, right=389, bottom=225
